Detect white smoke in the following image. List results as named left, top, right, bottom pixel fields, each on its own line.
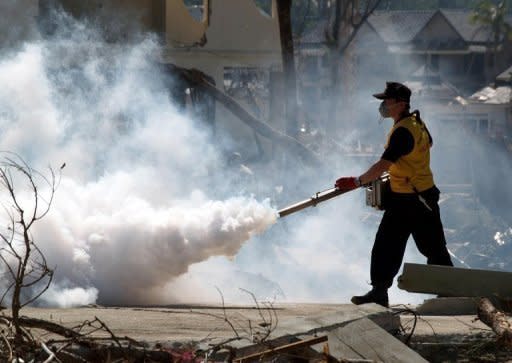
left=0, top=16, right=277, bottom=307
left=36, top=177, right=276, bottom=305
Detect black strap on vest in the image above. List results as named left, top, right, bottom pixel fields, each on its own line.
left=411, top=109, right=433, bottom=146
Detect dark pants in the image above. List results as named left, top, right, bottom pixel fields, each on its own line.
left=370, top=186, right=453, bottom=288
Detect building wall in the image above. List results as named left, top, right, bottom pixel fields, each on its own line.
left=163, top=0, right=283, bottom=156
left=36, top=0, right=283, bottom=157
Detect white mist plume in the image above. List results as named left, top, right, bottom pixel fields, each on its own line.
left=0, top=15, right=277, bottom=306
left=37, top=177, right=276, bottom=305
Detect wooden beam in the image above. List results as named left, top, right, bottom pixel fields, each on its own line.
left=397, top=263, right=512, bottom=297
left=170, top=65, right=323, bottom=166
left=234, top=335, right=328, bottom=363
left=152, top=0, right=166, bottom=35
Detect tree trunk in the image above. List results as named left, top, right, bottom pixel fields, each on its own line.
left=276, top=0, right=298, bottom=138
left=326, top=0, right=382, bottom=137
left=327, top=0, right=352, bottom=136
left=477, top=297, right=512, bottom=346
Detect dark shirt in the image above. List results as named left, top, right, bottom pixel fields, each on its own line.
left=381, top=127, right=414, bottom=162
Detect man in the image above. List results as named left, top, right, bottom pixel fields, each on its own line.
left=335, top=82, right=453, bottom=307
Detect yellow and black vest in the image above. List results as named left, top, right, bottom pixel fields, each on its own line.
left=385, top=113, right=434, bottom=193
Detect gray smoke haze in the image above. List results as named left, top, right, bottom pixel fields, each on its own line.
left=0, top=7, right=508, bottom=308
left=0, top=0, right=39, bottom=50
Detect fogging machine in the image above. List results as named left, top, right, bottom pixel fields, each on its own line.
left=278, top=174, right=390, bottom=218
left=278, top=187, right=349, bottom=218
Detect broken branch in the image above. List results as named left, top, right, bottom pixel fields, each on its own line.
left=477, top=297, right=512, bottom=346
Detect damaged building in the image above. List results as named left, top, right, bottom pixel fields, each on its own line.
left=23, top=2, right=512, bottom=162
left=297, top=8, right=512, bottom=145
left=36, top=0, right=285, bottom=163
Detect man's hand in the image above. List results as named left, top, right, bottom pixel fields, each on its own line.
left=335, top=176, right=361, bottom=191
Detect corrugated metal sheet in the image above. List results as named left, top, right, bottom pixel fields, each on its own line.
left=496, top=65, right=512, bottom=82
left=470, top=86, right=512, bottom=104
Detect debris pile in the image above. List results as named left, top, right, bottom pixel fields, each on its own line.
left=2, top=296, right=512, bottom=362
left=440, top=192, right=512, bottom=271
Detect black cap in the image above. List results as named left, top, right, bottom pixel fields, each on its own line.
left=373, top=82, right=411, bottom=103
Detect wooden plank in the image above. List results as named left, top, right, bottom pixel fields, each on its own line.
left=322, top=331, right=366, bottom=361
left=397, top=263, right=512, bottom=297
left=234, top=335, right=328, bottom=363
left=329, top=318, right=428, bottom=363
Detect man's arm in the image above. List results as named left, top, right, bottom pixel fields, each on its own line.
left=358, top=159, right=392, bottom=185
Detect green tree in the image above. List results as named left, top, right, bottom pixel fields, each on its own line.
left=471, top=1, right=512, bottom=77
left=471, top=1, right=512, bottom=41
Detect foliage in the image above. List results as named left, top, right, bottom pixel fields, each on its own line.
left=470, top=0, right=512, bottom=43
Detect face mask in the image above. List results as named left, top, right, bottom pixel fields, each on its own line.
left=379, top=100, right=405, bottom=118
left=379, top=101, right=389, bottom=118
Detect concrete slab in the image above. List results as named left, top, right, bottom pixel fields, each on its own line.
left=399, top=314, right=491, bottom=338
left=18, top=303, right=399, bottom=346
left=415, top=297, right=480, bottom=316
left=397, top=263, right=512, bottom=298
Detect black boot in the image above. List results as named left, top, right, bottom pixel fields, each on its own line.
left=351, top=286, right=389, bottom=308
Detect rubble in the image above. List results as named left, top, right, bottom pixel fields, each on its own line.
left=5, top=301, right=512, bottom=362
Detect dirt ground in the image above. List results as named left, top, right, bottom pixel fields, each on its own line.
left=397, top=312, right=512, bottom=362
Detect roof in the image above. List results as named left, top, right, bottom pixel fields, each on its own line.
left=496, top=65, right=512, bottom=82
left=469, top=86, right=512, bottom=104
left=406, top=65, right=462, bottom=102
left=299, top=9, right=511, bottom=46
left=407, top=80, right=461, bottom=102
left=367, top=10, right=434, bottom=43
left=440, top=9, right=493, bottom=43
left=411, top=64, right=441, bottom=79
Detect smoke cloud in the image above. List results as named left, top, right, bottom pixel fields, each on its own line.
left=0, top=12, right=277, bottom=306
left=38, top=178, right=276, bottom=304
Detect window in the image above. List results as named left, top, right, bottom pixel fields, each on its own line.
left=430, top=54, right=439, bottom=71
left=183, top=0, right=205, bottom=22
left=479, top=119, right=489, bottom=134
left=253, top=0, right=272, bottom=17
left=223, top=67, right=270, bottom=118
